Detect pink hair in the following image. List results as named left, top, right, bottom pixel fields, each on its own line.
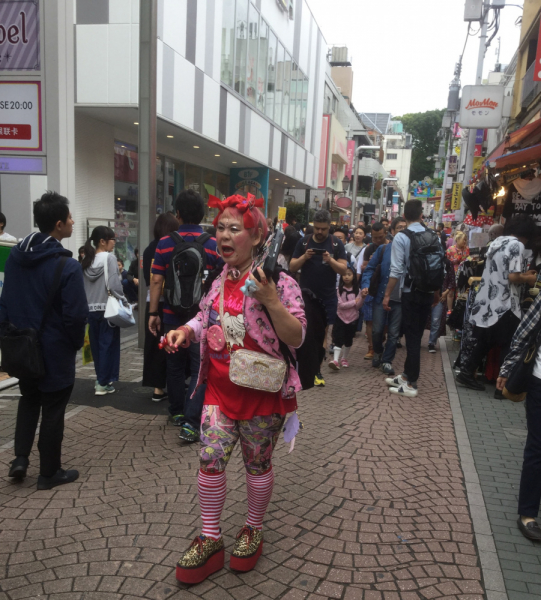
left=220, top=205, right=268, bottom=241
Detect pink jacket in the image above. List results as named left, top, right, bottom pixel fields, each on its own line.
left=187, top=268, right=307, bottom=399
left=337, top=287, right=363, bottom=324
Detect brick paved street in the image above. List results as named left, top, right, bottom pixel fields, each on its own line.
left=0, top=333, right=505, bottom=599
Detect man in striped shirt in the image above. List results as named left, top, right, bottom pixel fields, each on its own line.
left=149, top=189, right=221, bottom=441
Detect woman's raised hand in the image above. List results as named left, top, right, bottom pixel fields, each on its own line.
left=165, top=329, right=186, bottom=353
left=249, top=267, right=279, bottom=308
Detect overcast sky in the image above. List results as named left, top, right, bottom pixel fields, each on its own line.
left=306, top=0, right=523, bottom=117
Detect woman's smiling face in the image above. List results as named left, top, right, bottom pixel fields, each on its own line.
left=216, top=208, right=261, bottom=266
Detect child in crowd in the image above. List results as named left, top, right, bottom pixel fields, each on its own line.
left=329, top=265, right=363, bottom=370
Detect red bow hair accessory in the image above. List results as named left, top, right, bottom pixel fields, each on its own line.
left=208, top=193, right=264, bottom=229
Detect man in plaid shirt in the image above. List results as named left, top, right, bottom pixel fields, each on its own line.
left=497, top=291, right=541, bottom=542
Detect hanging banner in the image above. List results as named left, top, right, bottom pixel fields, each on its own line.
left=448, top=155, right=458, bottom=175
left=451, top=183, right=463, bottom=210
left=345, top=140, right=355, bottom=179
left=435, top=199, right=441, bottom=212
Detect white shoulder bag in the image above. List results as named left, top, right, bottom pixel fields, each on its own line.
left=103, top=254, right=136, bottom=328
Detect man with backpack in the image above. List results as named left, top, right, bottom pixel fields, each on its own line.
left=290, top=209, right=347, bottom=387
left=382, top=200, right=444, bottom=397
left=149, top=190, right=220, bottom=441
left=2, top=192, right=88, bottom=489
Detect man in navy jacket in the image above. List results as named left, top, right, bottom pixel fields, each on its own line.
left=0, top=192, right=88, bottom=490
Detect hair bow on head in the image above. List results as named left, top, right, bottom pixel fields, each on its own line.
left=208, top=193, right=265, bottom=229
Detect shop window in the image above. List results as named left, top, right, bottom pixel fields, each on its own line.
left=257, top=18, right=268, bottom=113
left=156, top=156, right=165, bottom=215
left=234, top=0, right=248, bottom=97
left=114, top=141, right=138, bottom=219
left=202, top=169, right=217, bottom=223
left=281, top=51, right=292, bottom=131
left=185, top=164, right=202, bottom=196
left=220, top=0, right=235, bottom=86
left=274, top=43, right=284, bottom=125
left=289, top=64, right=299, bottom=138
left=246, top=3, right=259, bottom=107
left=265, top=29, right=277, bottom=120
left=386, top=153, right=398, bottom=160
left=300, top=75, right=308, bottom=146
left=165, top=159, right=185, bottom=213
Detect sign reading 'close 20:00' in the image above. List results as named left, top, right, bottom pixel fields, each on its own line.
left=0, top=81, right=42, bottom=151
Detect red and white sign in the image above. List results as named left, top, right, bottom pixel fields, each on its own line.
left=345, top=140, right=355, bottom=179
left=459, top=85, right=504, bottom=129
left=318, top=115, right=330, bottom=189
left=335, top=196, right=352, bottom=209
left=390, top=169, right=397, bottom=177
left=474, top=144, right=483, bottom=157
left=0, top=124, right=30, bottom=139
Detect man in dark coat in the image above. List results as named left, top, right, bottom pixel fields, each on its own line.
left=0, top=191, right=88, bottom=490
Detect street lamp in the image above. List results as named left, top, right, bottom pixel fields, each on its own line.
left=342, top=176, right=351, bottom=195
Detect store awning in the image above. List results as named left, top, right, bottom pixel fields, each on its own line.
left=487, top=118, right=541, bottom=164
left=493, top=143, right=541, bottom=171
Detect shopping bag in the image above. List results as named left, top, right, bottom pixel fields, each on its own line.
left=82, top=324, right=93, bottom=365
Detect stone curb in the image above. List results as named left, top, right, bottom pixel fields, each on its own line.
left=440, top=337, right=508, bottom=600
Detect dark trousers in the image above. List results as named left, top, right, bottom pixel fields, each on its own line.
left=164, top=324, right=205, bottom=428
left=88, top=311, right=121, bottom=386
left=519, top=376, right=541, bottom=517
left=462, top=310, right=520, bottom=376
left=142, top=302, right=167, bottom=389
left=373, top=300, right=402, bottom=364
left=14, top=380, right=74, bottom=477
left=401, top=291, right=434, bottom=385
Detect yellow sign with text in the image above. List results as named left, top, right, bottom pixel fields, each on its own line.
left=451, top=183, right=463, bottom=210
left=435, top=200, right=441, bottom=212
left=278, top=206, right=287, bottom=221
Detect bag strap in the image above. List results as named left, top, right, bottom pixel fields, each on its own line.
left=39, top=256, right=68, bottom=334
left=196, top=232, right=211, bottom=246
left=103, top=252, right=111, bottom=294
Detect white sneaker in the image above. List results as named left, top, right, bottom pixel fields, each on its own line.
left=385, top=375, right=408, bottom=388
left=389, top=384, right=418, bottom=397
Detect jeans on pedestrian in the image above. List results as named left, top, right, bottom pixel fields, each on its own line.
left=88, top=311, right=120, bottom=386
left=401, top=291, right=433, bottom=386
left=518, top=376, right=541, bottom=518
left=14, top=380, right=74, bottom=477
left=429, top=301, right=444, bottom=346
left=372, top=300, right=402, bottom=365
left=165, top=324, right=204, bottom=428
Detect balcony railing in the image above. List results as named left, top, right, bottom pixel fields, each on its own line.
left=521, top=61, right=541, bottom=108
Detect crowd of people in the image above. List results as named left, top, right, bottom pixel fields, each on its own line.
left=3, top=188, right=541, bottom=583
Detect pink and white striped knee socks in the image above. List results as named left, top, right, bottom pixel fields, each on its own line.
left=245, top=467, right=275, bottom=530
left=198, top=469, right=226, bottom=540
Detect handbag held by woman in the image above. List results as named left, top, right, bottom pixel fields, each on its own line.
left=103, top=254, right=135, bottom=328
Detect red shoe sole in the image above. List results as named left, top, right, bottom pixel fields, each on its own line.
left=176, top=548, right=224, bottom=584
left=230, top=540, right=263, bottom=572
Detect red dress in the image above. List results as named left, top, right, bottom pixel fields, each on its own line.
left=204, top=274, right=297, bottom=420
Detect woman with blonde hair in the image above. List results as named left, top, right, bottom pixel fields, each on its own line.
left=447, top=231, right=469, bottom=274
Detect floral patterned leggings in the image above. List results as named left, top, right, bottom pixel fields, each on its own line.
left=199, top=405, right=285, bottom=475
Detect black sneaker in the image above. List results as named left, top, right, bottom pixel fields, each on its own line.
left=396, top=340, right=402, bottom=349
left=494, top=389, right=504, bottom=400
left=456, top=372, right=486, bottom=391
left=37, top=469, right=79, bottom=490
left=428, top=344, right=436, bottom=353
left=8, top=456, right=29, bottom=480
left=518, top=517, right=541, bottom=541
left=152, top=391, right=168, bottom=402
left=179, top=424, right=199, bottom=443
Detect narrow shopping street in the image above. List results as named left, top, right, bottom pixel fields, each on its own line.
left=1, top=332, right=532, bottom=600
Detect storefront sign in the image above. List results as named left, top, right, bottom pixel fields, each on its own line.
left=459, top=85, right=504, bottom=129
left=448, top=155, right=458, bottom=175
left=474, top=144, right=483, bottom=157
left=390, top=169, right=397, bottom=177
left=435, top=199, right=441, bottom=212
left=475, top=129, right=485, bottom=144
left=278, top=206, right=287, bottom=221
left=451, top=183, right=463, bottom=210
left=345, top=140, right=355, bottom=179
left=230, top=167, right=270, bottom=213
left=0, top=1, right=40, bottom=71
left=442, top=213, right=454, bottom=222
left=318, top=115, right=330, bottom=189
left=0, top=81, right=41, bottom=150
left=335, top=196, right=351, bottom=209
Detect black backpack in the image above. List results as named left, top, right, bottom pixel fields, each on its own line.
left=403, top=227, right=445, bottom=293
left=163, top=231, right=211, bottom=318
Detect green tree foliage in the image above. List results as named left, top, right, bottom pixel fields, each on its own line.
left=395, top=109, right=445, bottom=183
left=285, top=202, right=307, bottom=225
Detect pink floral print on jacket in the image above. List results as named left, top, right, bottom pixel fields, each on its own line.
left=187, top=268, right=307, bottom=399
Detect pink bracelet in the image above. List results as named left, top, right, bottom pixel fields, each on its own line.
left=176, top=325, right=192, bottom=348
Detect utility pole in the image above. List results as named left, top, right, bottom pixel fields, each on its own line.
left=437, top=128, right=453, bottom=223
left=463, top=0, right=490, bottom=188
left=137, top=0, right=158, bottom=348
left=350, top=140, right=359, bottom=225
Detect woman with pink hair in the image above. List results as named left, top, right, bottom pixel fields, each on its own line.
left=165, top=194, right=306, bottom=584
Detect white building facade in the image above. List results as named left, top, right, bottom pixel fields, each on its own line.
left=0, top=0, right=327, bottom=263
